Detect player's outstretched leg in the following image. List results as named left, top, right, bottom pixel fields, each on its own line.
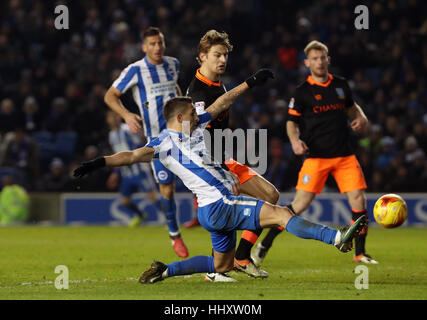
left=139, top=209, right=368, bottom=284
left=259, top=202, right=368, bottom=252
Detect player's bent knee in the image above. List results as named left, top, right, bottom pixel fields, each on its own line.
left=279, top=207, right=293, bottom=228
left=260, top=204, right=292, bottom=229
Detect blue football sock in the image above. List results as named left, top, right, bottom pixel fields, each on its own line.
left=160, top=196, right=179, bottom=234
left=285, top=215, right=337, bottom=245
left=166, top=255, right=215, bottom=277
left=153, top=199, right=163, bottom=212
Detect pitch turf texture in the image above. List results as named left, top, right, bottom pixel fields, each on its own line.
left=0, top=226, right=426, bottom=300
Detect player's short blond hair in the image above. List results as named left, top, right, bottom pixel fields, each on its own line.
left=197, top=30, right=233, bottom=64
left=304, top=40, right=329, bottom=57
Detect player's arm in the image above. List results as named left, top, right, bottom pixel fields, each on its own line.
left=347, top=102, right=369, bottom=134
left=176, top=84, right=183, bottom=96
left=104, top=86, right=143, bottom=133
left=286, top=92, right=309, bottom=156
left=205, top=82, right=249, bottom=120
left=206, top=69, right=274, bottom=120
left=73, top=147, right=154, bottom=178
left=286, top=120, right=309, bottom=156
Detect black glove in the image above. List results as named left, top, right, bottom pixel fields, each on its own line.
left=245, top=68, right=274, bottom=88
left=73, top=157, right=106, bottom=178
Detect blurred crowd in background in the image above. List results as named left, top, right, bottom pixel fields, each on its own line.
left=0, top=0, right=426, bottom=194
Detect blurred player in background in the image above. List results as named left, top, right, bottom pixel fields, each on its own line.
left=106, top=110, right=161, bottom=228
left=253, top=40, right=378, bottom=265
left=185, top=30, right=283, bottom=281
left=104, top=27, right=188, bottom=258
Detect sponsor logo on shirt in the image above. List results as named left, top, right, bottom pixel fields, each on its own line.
left=313, top=103, right=345, bottom=114
left=146, top=80, right=176, bottom=96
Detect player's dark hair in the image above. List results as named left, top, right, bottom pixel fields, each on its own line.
left=163, top=96, right=193, bottom=122
left=141, top=26, right=162, bottom=42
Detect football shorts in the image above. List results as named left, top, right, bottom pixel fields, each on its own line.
left=296, top=154, right=367, bottom=194
left=151, top=159, right=175, bottom=185
left=197, top=195, right=264, bottom=253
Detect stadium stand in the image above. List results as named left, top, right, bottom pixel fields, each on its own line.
left=0, top=0, right=426, bottom=192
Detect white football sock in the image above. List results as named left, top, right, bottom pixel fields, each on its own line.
left=334, top=231, right=341, bottom=245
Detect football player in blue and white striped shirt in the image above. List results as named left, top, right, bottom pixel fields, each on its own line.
left=104, top=27, right=188, bottom=257
left=75, top=70, right=367, bottom=284
left=106, top=110, right=161, bottom=228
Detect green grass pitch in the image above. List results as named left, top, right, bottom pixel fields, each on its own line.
left=0, top=225, right=426, bottom=300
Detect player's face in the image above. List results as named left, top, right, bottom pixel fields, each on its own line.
left=200, top=44, right=229, bottom=75
left=181, top=104, right=199, bottom=133
left=142, top=34, right=166, bottom=64
left=305, top=49, right=330, bottom=77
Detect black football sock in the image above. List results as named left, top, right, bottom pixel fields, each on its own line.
left=235, top=229, right=263, bottom=261
left=260, top=227, right=283, bottom=250
left=352, top=209, right=368, bottom=256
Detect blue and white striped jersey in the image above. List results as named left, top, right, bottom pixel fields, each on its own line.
left=146, top=111, right=236, bottom=207
left=109, top=123, right=153, bottom=179
left=112, top=56, right=179, bottom=141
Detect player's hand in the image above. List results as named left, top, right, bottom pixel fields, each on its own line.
left=291, top=139, right=309, bottom=156
left=124, top=112, right=143, bottom=133
left=246, top=69, right=274, bottom=88
left=73, top=157, right=106, bottom=178
left=350, top=117, right=368, bottom=134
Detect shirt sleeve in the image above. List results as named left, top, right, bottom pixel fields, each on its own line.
left=186, top=87, right=207, bottom=110
left=145, top=138, right=161, bottom=158
left=112, top=65, right=139, bottom=93
left=343, top=80, right=355, bottom=109
left=197, top=111, right=212, bottom=129
left=287, top=89, right=303, bottom=123
left=144, top=134, right=171, bottom=159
